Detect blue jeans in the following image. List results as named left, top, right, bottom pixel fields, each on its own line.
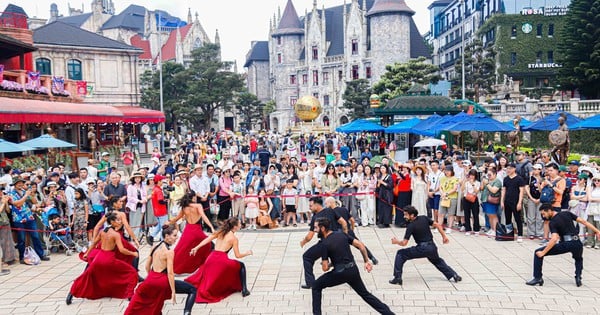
left=14, top=220, right=45, bottom=260
left=150, top=215, right=169, bottom=240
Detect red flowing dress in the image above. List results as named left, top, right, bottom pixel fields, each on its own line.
left=70, top=249, right=138, bottom=300
left=124, top=270, right=171, bottom=315
left=185, top=250, right=242, bottom=303
left=80, top=228, right=137, bottom=264
left=173, top=220, right=211, bottom=274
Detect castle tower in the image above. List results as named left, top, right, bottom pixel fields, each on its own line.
left=366, top=0, right=414, bottom=81
left=270, top=0, right=304, bottom=131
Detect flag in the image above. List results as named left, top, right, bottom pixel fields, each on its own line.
left=51, top=76, right=65, bottom=94
left=76, top=81, right=87, bottom=95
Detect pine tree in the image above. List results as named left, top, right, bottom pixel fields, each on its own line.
left=558, top=0, right=600, bottom=98
left=342, top=79, right=372, bottom=119
left=451, top=39, right=496, bottom=100
left=372, top=57, right=441, bottom=101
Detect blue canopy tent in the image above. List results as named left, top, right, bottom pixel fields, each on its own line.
left=335, top=119, right=385, bottom=133
left=521, top=111, right=582, bottom=131
left=411, top=113, right=442, bottom=132
left=571, top=114, right=600, bottom=130
left=385, top=117, right=434, bottom=136
left=504, top=118, right=532, bottom=128
left=443, top=114, right=516, bottom=132
left=413, top=112, right=471, bottom=135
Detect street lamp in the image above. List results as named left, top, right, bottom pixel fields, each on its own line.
left=460, top=0, right=466, bottom=101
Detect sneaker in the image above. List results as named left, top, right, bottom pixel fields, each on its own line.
left=517, top=237, right=523, bottom=243
left=459, top=226, right=466, bottom=232
left=252, top=225, right=257, bottom=230
left=465, top=232, right=471, bottom=236
left=0, top=269, right=9, bottom=276
left=585, top=244, right=593, bottom=248
left=486, top=229, right=495, bottom=237
left=445, top=228, right=452, bottom=234
left=540, top=239, right=549, bottom=246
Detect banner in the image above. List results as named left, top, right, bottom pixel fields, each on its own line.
left=51, top=76, right=65, bottom=94
left=76, top=81, right=87, bottom=95
left=27, top=71, right=41, bottom=90
left=0, top=64, right=3, bottom=82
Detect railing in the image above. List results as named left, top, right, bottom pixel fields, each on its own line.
left=0, top=11, right=28, bottom=29
left=0, top=69, right=81, bottom=101
left=579, top=100, right=600, bottom=112
left=539, top=101, right=569, bottom=112
left=444, top=35, right=463, bottom=50
left=441, top=59, right=458, bottom=69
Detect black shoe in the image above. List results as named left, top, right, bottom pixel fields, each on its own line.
left=452, top=274, right=462, bottom=282
left=138, top=275, right=145, bottom=283
left=371, top=257, right=379, bottom=265
left=41, top=256, right=50, bottom=261
left=301, top=284, right=312, bottom=289
left=19, top=259, right=26, bottom=265
left=242, top=289, right=251, bottom=297
left=146, top=235, right=154, bottom=246
left=388, top=278, right=402, bottom=285
left=575, top=276, right=582, bottom=287
left=183, top=312, right=191, bottom=315
left=526, top=278, right=544, bottom=286
left=66, top=293, right=73, bottom=305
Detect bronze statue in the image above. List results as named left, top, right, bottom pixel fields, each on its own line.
left=507, top=116, right=521, bottom=151
left=549, top=113, right=569, bottom=165
left=88, top=126, right=98, bottom=155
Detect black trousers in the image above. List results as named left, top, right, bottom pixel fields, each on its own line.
left=504, top=202, right=523, bottom=237
left=348, top=229, right=376, bottom=262
left=312, top=265, right=394, bottom=315
left=394, top=191, right=412, bottom=226
left=533, top=240, right=583, bottom=279
left=393, top=243, right=456, bottom=280
left=303, top=241, right=324, bottom=286
left=174, top=280, right=197, bottom=312
left=462, top=198, right=481, bottom=232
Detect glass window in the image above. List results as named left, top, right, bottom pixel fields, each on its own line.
left=36, top=58, right=51, bottom=75
left=277, top=37, right=281, bottom=45
left=312, top=70, right=319, bottom=86
left=322, top=71, right=329, bottom=83
left=548, top=24, right=554, bottom=37
left=548, top=51, right=554, bottom=64
left=536, top=51, right=543, bottom=63
left=277, top=53, right=282, bottom=64
left=302, top=74, right=308, bottom=85
left=67, top=59, right=82, bottom=80
left=366, top=66, right=372, bottom=79
left=352, top=39, right=358, bottom=55
left=511, top=52, right=517, bottom=66
left=290, top=75, right=297, bottom=85
left=312, top=92, right=319, bottom=98
left=511, top=25, right=517, bottom=38
left=290, top=96, right=297, bottom=107
left=351, top=65, right=359, bottom=80
left=312, top=46, right=318, bottom=60
left=537, top=24, right=543, bottom=37
left=323, top=94, right=330, bottom=106
left=338, top=70, right=343, bottom=81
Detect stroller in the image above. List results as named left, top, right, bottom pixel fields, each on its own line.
left=40, top=208, right=75, bottom=256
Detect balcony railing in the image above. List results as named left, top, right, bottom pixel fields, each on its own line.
left=0, top=69, right=82, bottom=102
left=0, top=11, right=28, bottom=29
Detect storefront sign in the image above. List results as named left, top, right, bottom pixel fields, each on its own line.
left=521, top=6, right=569, bottom=16
left=528, top=63, right=563, bottom=69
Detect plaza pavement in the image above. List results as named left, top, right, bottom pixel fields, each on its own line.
left=2, top=225, right=600, bottom=315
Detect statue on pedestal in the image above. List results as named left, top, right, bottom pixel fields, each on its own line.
left=507, top=116, right=521, bottom=151
left=549, top=113, right=570, bottom=165
left=88, top=126, right=98, bottom=156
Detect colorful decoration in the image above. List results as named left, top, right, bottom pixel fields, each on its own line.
left=0, top=64, right=3, bottom=82
left=76, top=81, right=87, bottom=95
left=51, top=76, right=70, bottom=97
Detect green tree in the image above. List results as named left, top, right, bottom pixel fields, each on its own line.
left=558, top=0, right=600, bottom=98
left=372, top=56, right=441, bottom=101
left=140, top=62, right=191, bottom=134
left=262, top=100, right=276, bottom=130
left=236, top=92, right=264, bottom=131
left=185, top=44, right=245, bottom=130
left=342, top=79, right=372, bottom=119
left=450, top=39, right=497, bottom=100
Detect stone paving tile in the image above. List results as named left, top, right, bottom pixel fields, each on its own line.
left=1, top=226, right=599, bottom=314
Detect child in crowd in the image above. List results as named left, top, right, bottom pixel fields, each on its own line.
left=48, top=214, right=74, bottom=250
left=244, top=186, right=259, bottom=230
left=282, top=179, right=299, bottom=227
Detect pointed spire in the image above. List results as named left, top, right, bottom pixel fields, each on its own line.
left=215, top=29, right=220, bottom=45
left=195, top=12, right=199, bottom=23
left=366, top=0, right=415, bottom=17
left=187, top=8, right=192, bottom=24
left=313, top=0, right=317, bottom=10
left=272, top=0, right=304, bottom=36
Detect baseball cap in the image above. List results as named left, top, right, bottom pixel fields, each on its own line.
left=558, top=165, right=568, bottom=172
left=569, top=160, right=579, bottom=166
left=533, top=163, right=543, bottom=170
left=45, top=181, right=57, bottom=187
left=506, top=144, right=512, bottom=148
left=153, top=174, right=166, bottom=183
left=50, top=172, right=60, bottom=177
left=506, top=162, right=517, bottom=168
left=101, top=152, right=110, bottom=156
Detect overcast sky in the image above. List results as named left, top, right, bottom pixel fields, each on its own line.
left=1, top=0, right=432, bottom=70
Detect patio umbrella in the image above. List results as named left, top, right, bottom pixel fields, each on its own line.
left=411, top=114, right=442, bottom=132
left=385, top=117, right=434, bottom=136
left=521, top=111, right=582, bottom=131
left=504, top=118, right=532, bottom=128
left=443, top=114, right=516, bottom=132
left=335, top=119, right=384, bottom=133
left=571, top=114, right=600, bottom=130
left=413, top=138, right=446, bottom=147
left=20, top=134, right=76, bottom=149
left=0, top=138, right=34, bottom=153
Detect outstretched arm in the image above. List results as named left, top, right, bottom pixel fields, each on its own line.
left=190, top=234, right=216, bottom=255
left=352, top=239, right=373, bottom=272
left=232, top=236, right=252, bottom=259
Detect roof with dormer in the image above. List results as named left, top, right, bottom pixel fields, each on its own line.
left=101, top=4, right=146, bottom=32
left=366, top=0, right=415, bottom=17
left=272, top=0, right=304, bottom=36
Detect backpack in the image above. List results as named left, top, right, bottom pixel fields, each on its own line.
left=516, top=161, right=530, bottom=181
left=539, top=179, right=559, bottom=203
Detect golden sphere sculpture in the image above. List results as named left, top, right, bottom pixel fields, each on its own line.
left=294, top=95, right=323, bottom=122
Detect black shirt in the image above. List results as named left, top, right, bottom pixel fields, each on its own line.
left=321, top=231, right=355, bottom=266
left=549, top=211, right=578, bottom=237
left=333, top=206, right=352, bottom=225
left=403, top=216, right=434, bottom=243
left=309, top=208, right=341, bottom=234
left=503, top=175, right=525, bottom=204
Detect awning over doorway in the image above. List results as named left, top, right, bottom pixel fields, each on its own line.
left=0, top=97, right=123, bottom=123
left=115, top=106, right=165, bottom=123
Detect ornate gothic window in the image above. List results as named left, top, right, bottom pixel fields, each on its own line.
left=194, top=38, right=202, bottom=49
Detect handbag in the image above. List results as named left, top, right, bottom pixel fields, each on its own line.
left=465, top=193, right=477, bottom=203
left=209, top=201, right=220, bottom=215
left=24, top=246, right=41, bottom=265
left=440, top=198, right=451, bottom=208
left=495, top=223, right=515, bottom=241
left=588, top=203, right=600, bottom=216
left=0, top=210, right=9, bottom=226
left=487, top=194, right=500, bottom=205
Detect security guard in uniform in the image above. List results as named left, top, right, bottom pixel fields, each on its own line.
left=312, top=217, right=394, bottom=315
left=526, top=203, right=600, bottom=287
left=300, top=196, right=347, bottom=289
left=389, top=205, right=462, bottom=285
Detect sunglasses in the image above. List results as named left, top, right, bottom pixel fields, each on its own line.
left=594, top=179, right=600, bottom=182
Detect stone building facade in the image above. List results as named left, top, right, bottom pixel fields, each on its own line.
left=245, top=0, right=431, bottom=132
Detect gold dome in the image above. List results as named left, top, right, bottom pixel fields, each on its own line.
left=294, top=95, right=323, bottom=122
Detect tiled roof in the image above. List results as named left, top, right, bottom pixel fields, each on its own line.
left=101, top=4, right=146, bottom=32
left=376, top=95, right=459, bottom=115
left=129, top=34, right=152, bottom=59
left=409, top=18, right=432, bottom=59
left=56, top=13, right=92, bottom=27
left=244, top=41, right=269, bottom=67
left=272, top=0, right=303, bottom=36
left=428, top=0, right=453, bottom=10
left=366, top=0, right=415, bottom=17
left=157, top=24, right=192, bottom=63
left=2, top=3, right=27, bottom=17
left=33, top=21, right=142, bottom=51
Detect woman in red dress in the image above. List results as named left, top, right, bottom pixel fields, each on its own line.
left=169, top=192, right=215, bottom=274
left=66, top=212, right=138, bottom=304
left=186, top=217, right=251, bottom=303
left=125, top=224, right=197, bottom=315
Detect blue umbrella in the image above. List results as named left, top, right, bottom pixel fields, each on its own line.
left=385, top=117, right=434, bottom=136
left=428, top=112, right=471, bottom=134
left=335, top=119, right=384, bottom=133
left=571, top=114, right=600, bottom=130
left=521, top=111, right=582, bottom=131
left=0, top=138, right=34, bottom=153
left=411, top=114, right=442, bottom=132
left=443, top=114, right=516, bottom=132
left=504, top=118, right=532, bottom=128
left=20, top=134, right=77, bottom=149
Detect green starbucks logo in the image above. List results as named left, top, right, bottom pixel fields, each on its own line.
left=522, top=23, right=533, bottom=34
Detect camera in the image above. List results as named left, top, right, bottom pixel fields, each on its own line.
left=162, top=184, right=175, bottom=193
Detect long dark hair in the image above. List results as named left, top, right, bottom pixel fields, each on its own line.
left=179, top=191, right=195, bottom=208
left=215, top=217, right=239, bottom=239
left=74, top=187, right=87, bottom=201
left=161, top=224, right=177, bottom=238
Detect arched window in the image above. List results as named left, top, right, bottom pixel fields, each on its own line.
left=193, top=37, right=202, bottom=49
left=67, top=59, right=82, bottom=80
left=36, top=58, right=52, bottom=75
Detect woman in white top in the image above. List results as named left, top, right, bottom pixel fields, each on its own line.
left=410, top=165, right=428, bottom=216
left=584, top=175, right=600, bottom=248
left=359, top=165, right=377, bottom=226
left=461, top=169, right=481, bottom=235
left=297, top=161, right=313, bottom=223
